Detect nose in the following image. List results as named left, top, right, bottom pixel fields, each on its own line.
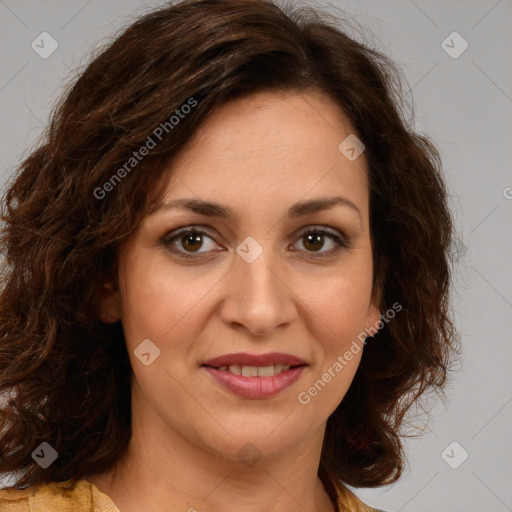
left=219, top=243, right=297, bottom=337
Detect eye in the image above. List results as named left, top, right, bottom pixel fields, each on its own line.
left=291, top=227, right=349, bottom=258
left=162, top=225, right=350, bottom=261
left=163, top=228, right=222, bottom=259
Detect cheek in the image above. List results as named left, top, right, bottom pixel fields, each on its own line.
left=299, top=260, right=374, bottom=346
left=118, top=252, right=221, bottom=352
left=294, top=268, right=372, bottom=413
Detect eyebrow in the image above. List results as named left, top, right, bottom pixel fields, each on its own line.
left=154, top=196, right=362, bottom=225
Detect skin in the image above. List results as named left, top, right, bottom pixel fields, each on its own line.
left=87, top=91, right=381, bottom=512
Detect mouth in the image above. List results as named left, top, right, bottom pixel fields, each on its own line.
left=201, top=352, right=307, bottom=399
left=202, top=352, right=306, bottom=369
left=204, top=363, right=301, bottom=377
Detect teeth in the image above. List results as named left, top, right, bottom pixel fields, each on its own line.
left=257, top=365, right=274, bottom=377
left=219, top=364, right=292, bottom=376
left=228, top=364, right=241, bottom=375
left=241, top=366, right=258, bottom=377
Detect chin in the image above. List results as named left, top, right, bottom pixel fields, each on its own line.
left=194, top=412, right=312, bottom=462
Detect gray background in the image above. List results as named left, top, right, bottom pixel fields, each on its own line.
left=1, top=1, right=511, bottom=511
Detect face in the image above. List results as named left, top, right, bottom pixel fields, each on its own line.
left=99, top=91, right=380, bottom=464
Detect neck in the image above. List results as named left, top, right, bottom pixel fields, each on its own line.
left=86, top=395, right=336, bottom=512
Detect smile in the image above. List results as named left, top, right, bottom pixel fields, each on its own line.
left=215, top=364, right=292, bottom=376
left=201, top=352, right=307, bottom=399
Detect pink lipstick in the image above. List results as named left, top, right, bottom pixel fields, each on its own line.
left=202, top=352, right=307, bottom=399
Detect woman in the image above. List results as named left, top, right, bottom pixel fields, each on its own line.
left=0, top=1, right=459, bottom=511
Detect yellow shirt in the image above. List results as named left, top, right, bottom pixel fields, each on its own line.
left=0, top=479, right=119, bottom=512
left=0, top=478, right=384, bottom=511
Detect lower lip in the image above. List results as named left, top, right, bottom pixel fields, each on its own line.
left=202, top=365, right=306, bottom=399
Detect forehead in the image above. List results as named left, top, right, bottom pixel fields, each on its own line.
left=155, top=91, right=369, bottom=224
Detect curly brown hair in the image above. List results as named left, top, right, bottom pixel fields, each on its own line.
left=0, top=0, right=459, bottom=506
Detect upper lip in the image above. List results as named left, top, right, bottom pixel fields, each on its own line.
left=202, top=352, right=306, bottom=368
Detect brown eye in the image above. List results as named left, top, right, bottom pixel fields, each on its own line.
left=163, top=225, right=349, bottom=261
left=165, top=228, right=221, bottom=258
left=293, top=228, right=348, bottom=257
left=181, top=232, right=204, bottom=252
left=302, top=232, right=326, bottom=252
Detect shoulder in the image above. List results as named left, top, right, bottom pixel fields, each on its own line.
left=0, top=478, right=119, bottom=512
left=336, top=484, right=391, bottom=512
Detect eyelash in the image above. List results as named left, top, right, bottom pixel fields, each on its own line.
left=161, top=225, right=350, bottom=261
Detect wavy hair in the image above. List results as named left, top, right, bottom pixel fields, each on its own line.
left=0, top=0, right=459, bottom=509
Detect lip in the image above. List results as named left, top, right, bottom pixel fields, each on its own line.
left=202, top=352, right=306, bottom=368
left=201, top=352, right=307, bottom=399
left=203, top=365, right=307, bottom=399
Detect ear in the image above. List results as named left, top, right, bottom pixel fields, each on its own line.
left=97, top=280, right=122, bottom=323
left=364, top=283, right=383, bottom=336
left=364, top=256, right=388, bottom=335
left=364, top=299, right=381, bottom=335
